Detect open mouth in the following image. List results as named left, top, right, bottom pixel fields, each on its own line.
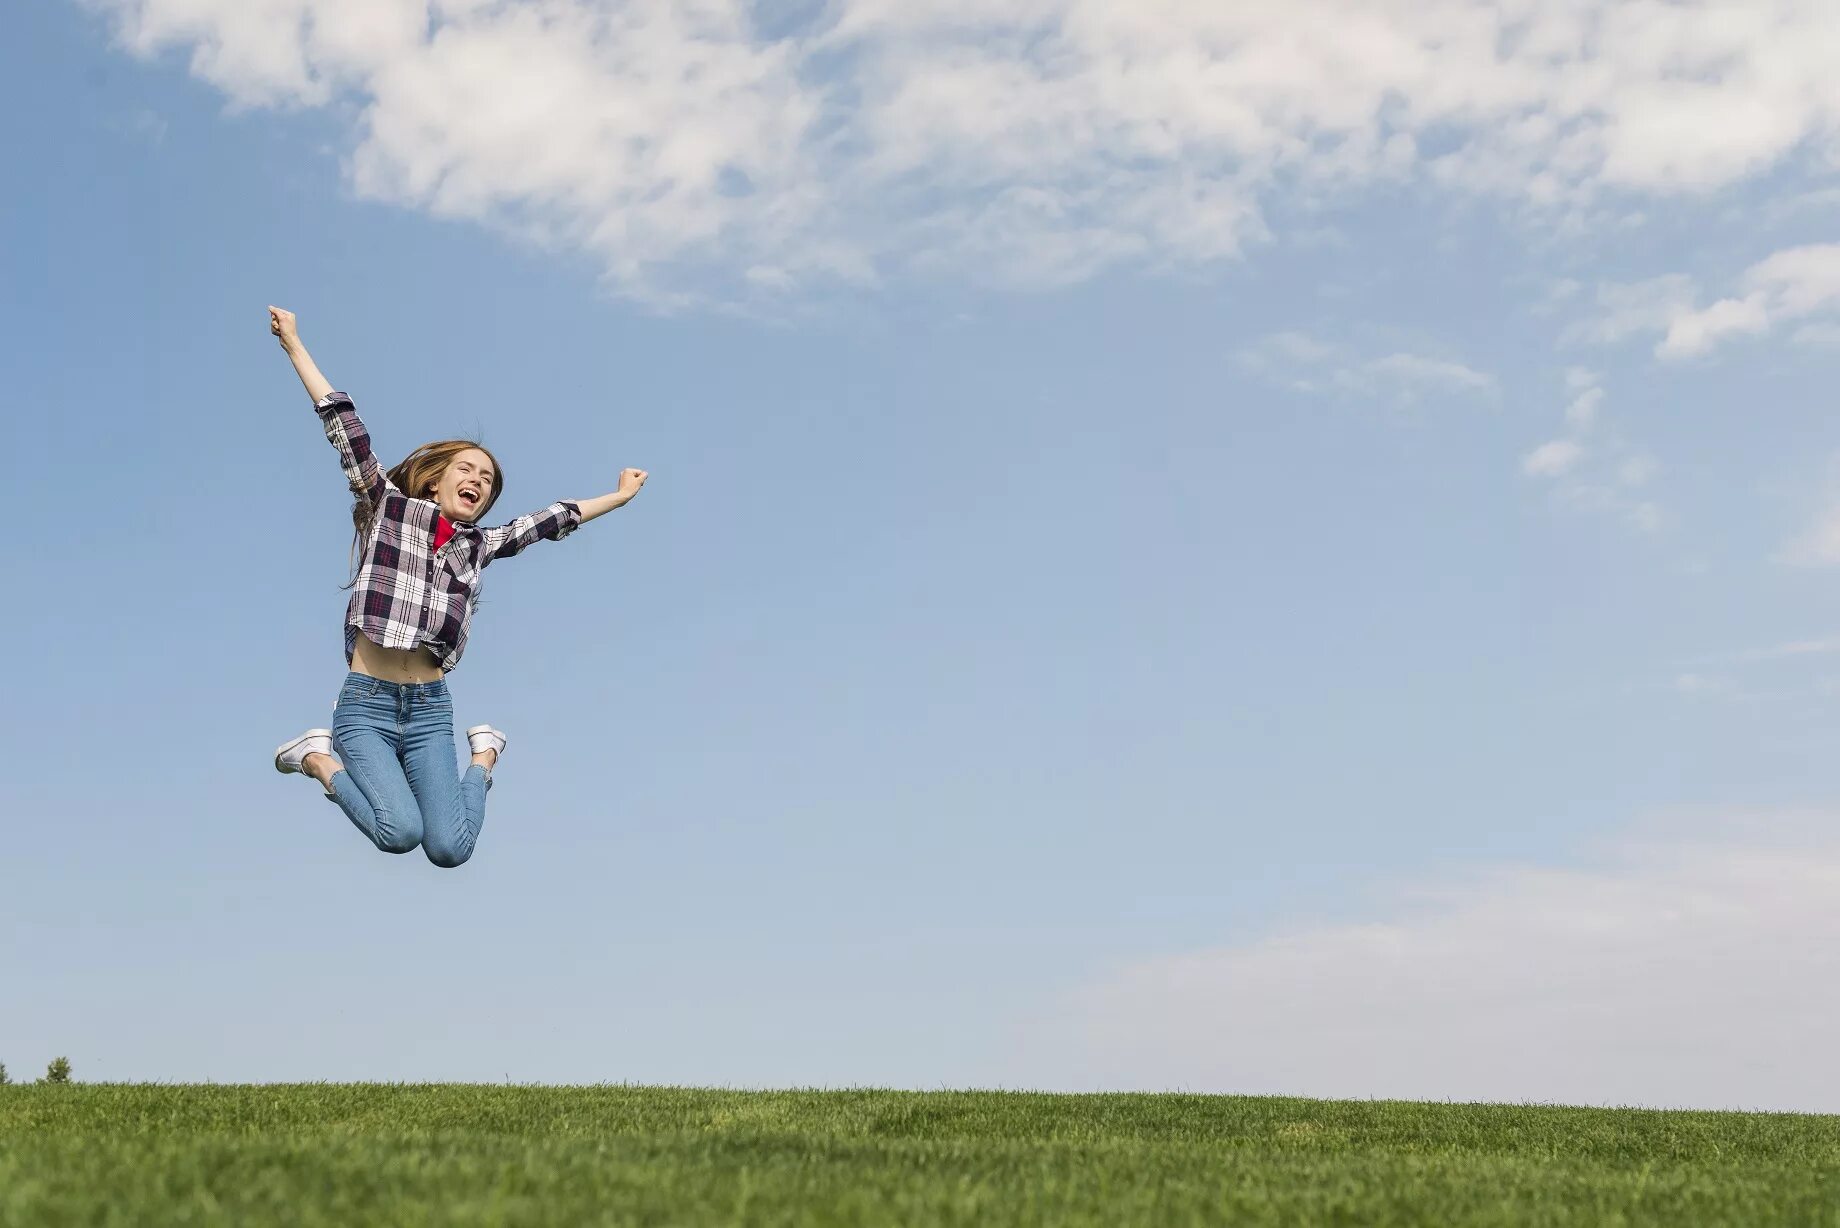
left=458, top=489, right=480, bottom=511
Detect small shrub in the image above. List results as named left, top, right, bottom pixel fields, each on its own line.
left=42, top=1057, right=71, bottom=1084
left=0, top=1061, right=9, bottom=1085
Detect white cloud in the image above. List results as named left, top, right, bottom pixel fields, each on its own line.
left=1755, top=637, right=1840, bottom=660
left=1366, top=353, right=1495, bottom=393
left=1759, top=186, right=1840, bottom=226
left=1792, top=321, right=1840, bottom=350
left=1564, top=385, right=1604, bottom=429
left=1019, top=809, right=1840, bottom=1111
left=1522, top=371, right=1660, bottom=532
left=1234, top=333, right=1495, bottom=405
left=1617, top=455, right=1657, bottom=487
left=1781, top=503, right=1840, bottom=567
left=1658, top=294, right=1774, bottom=358
left=85, top=0, right=1840, bottom=303
left=1774, top=454, right=1840, bottom=568
left=1522, top=440, right=1582, bottom=477
left=1573, top=276, right=1701, bottom=347
left=1660, top=244, right=1840, bottom=358
left=1627, top=500, right=1662, bottom=532
left=1250, top=331, right=1339, bottom=367
left=1680, top=635, right=1840, bottom=668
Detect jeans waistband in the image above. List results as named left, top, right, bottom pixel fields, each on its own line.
left=342, top=671, right=449, bottom=699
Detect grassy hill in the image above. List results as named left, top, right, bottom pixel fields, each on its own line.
left=5, top=1084, right=1839, bottom=1225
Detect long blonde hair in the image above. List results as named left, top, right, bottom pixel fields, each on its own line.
left=343, top=438, right=505, bottom=588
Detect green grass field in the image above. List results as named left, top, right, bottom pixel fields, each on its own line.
left=5, top=1084, right=1839, bottom=1226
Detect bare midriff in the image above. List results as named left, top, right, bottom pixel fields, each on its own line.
left=350, top=629, right=445, bottom=684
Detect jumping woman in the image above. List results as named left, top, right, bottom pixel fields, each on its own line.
left=268, top=306, right=648, bottom=868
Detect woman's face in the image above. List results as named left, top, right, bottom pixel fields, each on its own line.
left=429, top=448, right=497, bottom=522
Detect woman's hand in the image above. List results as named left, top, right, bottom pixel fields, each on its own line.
left=269, top=306, right=300, bottom=350
left=573, top=470, right=651, bottom=524
left=271, top=306, right=333, bottom=401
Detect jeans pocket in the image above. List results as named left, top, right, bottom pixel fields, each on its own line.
left=337, top=675, right=384, bottom=711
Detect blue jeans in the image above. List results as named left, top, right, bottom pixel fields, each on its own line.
left=324, top=672, right=491, bottom=868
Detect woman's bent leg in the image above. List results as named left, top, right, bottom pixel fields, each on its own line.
left=327, top=683, right=425, bottom=855
left=400, top=682, right=488, bottom=869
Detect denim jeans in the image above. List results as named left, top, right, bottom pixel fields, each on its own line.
left=324, top=672, right=491, bottom=868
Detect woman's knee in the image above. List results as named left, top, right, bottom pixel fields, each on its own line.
left=422, top=838, right=473, bottom=869
left=369, top=804, right=424, bottom=854
left=376, top=826, right=423, bottom=855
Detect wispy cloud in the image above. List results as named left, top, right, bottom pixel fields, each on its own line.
left=1520, top=370, right=1660, bottom=532
left=1579, top=246, right=1840, bottom=361
left=1234, top=332, right=1495, bottom=405
left=1791, top=321, right=1840, bottom=351
left=1772, top=453, right=1840, bottom=569
left=1366, top=353, right=1495, bottom=394
left=1782, top=504, right=1840, bottom=568
left=1522, top=440, right=1583, bottom=477
left=85, top=0, right=1840, bottom=305
left=1661, top=245, right=1840, bottom=359
left=1678, top=636, right=1840, bottom=669
left=1570, top=277, right=1700, bottom=347
left=1015, top=809, right=1840, bottom=1111
left=1672, top=671, right=1731, bottom=697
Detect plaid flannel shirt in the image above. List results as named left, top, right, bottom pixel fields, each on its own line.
left=316, top=391, right=580, bottom=673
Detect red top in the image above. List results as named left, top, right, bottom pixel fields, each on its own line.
left=434, top=513, right=455, bottom=552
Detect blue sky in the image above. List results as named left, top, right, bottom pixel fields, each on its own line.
left=7, top=0, right=1840, bottom=1108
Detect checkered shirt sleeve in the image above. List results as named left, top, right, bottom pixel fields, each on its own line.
left=481, top=501, right=583, bottom=563
left=314, top=391, right=395, bottom=502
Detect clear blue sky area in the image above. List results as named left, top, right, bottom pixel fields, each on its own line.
left=6, top=1, right=1840, bottom=1096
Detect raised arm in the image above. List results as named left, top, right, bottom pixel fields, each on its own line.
left=270, top=306, right=391, bottom=504
left=271, top=307, right=332, bottom=403
left=573, top=469, right=649, bottom=525
left=480, top=469, right=649, bottom=563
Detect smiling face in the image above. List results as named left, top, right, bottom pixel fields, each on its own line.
left=428, top=448, right=497, bottom=523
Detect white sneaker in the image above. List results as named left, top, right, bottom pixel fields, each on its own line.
left=466, top=725, right=508, bottom=761
left=275, top=729, right=333, bottom=775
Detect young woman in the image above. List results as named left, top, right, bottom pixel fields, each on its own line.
left=268, top=305, right=647, bottom=868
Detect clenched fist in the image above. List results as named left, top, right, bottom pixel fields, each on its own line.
left=268, top=306, right=299, bottom=348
